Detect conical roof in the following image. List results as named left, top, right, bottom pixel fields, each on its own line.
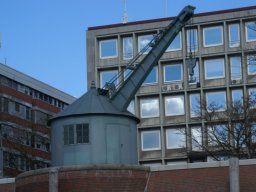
left=48, top=86, right=139, bottom=124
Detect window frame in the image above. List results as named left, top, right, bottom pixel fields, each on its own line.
left=64, top=124, right=90, bottom=145
left=99, top=70, right=118, bottom=88
left=230, top=56, right=242, bottom=80
left=248, top=88, right=256, bottom=108
left=191, top=126, right=202, bottom=151
left=206, top=91, right=227, bottom=112
left=247, top=55, right=256, bottom=75
left=189, top=93, right=200, bottom=118
left=204, top=58, right=225, bottom=80
left=203, top=26, right=223, bottom=47
left=64, top=124, right=75, bottom=145
left=123, top=37, right=133, bottom=60
left=165, top=95, right=185, bottom=116
left=166, top=32, right=182, bottom=52
left=188, top=61, right=199, bottom=84
left=228, top=24, right=240, bottom=48
left=140, top=98, right=160, bottom=118
left=231, top=89, right=243, bottom=106
left=163, top=63, right=183, bottom=83
left=245, top=21, right=256, bottom=42
left=187, top=29, right=198, bottom=52
left=138, top=34, right=154, bottom=54
left=166, top=128, right=186, bottom=149
left=141, top=130, right=161, bottom=151
left=142, top=66, right=158, bottom=85
left=99, top=39, right=118, bottom=59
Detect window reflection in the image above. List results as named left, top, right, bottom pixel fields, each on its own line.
left=230, top=57, right=242, bottom=80
left=123, top=37, right=133, bottom=60
left=166, top=128, right=185, bottom=149
left=138, top=34, right=154, bottom=54
left=140, top=98, right=159, bottom=118
left=190, top=94, right=200, bottom=117
left=141, top=130, right=161, bottom=151
left=165, top=95, right=185, bottom=116
left=164, top=64, right=183, bottom=82
left=99, top=39, right=118, bottom=59
left=187, top=29, right=198, bottom=52
left=100, top=70, right=118, bottom=88
left=204, top=59, right=225, bottom=79
left=166, top=32, right=181, bottom=51
left=245, top=22, right=256, bottom=42
left=229, top=24, right=240, bottom=47
left=203, top=26, right=223, bottom=47
left=206, top=91, right=226, bottom=111
left=143, top=67, right=158, bottom=85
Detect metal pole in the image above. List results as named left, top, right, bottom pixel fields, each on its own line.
left=229, top=157, right=240, bottom=192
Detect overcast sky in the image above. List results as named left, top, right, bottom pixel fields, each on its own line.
left=0, top=0, right=255, bottom=97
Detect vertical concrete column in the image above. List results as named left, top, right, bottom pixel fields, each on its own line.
left=49, top=168, right=58, bottom=192
left=229, top=157, right=239, bottom=192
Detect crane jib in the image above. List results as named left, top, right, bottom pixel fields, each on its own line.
left=98, top=5, right=196, bottom=112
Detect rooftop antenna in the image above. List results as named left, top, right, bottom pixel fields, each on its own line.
left=165, top=0, right=168, bottom=17
left=0, top=32, right=2, bottom=48
left=122, top=0, right=128, bottom=24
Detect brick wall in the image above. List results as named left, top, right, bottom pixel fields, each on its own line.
left=16, top=171, right=49, bottom=192
left=148, top=166, right=229, bottom=192
left=3, top=161, right=256, bottom=192
left=0, top=178, right=15, bottom=192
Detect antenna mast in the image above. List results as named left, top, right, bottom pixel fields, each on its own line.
left=122, top=0, right=128, bottom=24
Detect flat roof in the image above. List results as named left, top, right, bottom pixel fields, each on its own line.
left=0, top=63, right=76, bottom=104
left=88, top=5, right=256, bottom=31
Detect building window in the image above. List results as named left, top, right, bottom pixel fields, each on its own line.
left=138, top=34, right=154, bottom=54
left=64, top=124, right=89, bottom=145
left=141, top=130, right=161, bottom=151
left=208, top=124, right=228, bottom=146
left=191, top=126, right=202, bottom=151
left=231, top=89, right=243, bottom=106
left=248, top=88, right=256, bottom=108
left=230, top=56, right=242, bottom=80
left=165, top=95, right=185, bottom=116
left=229, top=24, right=240, bottom=47
left=140, top=98, right=159, bottom=118
left=100, top=70, right=118, bottom=88
left=247, top=55, right=256, bottom=75
left=245, top=21, right=256, bottom=42
left=187, top=29, right=198, bottom=52
left=99, top=39, right=118, bottom=59
left=203, top=26, right=223, bottom=47
left=166, top=32, right=181, bottom=51
left=204, top=58, right=225, bottom=79
left=164, top=64, right=183, bottom=82
left=143, top=67, right=158, bottom=85
left=189, top=93, right=200, bottom=117
left=123, top=37, right=133, bottom=60
left=188, top=61, right=199, bottom=84
left=252, top=124, right=256, bottom=143
left=15, top=102, right=20, bottom=112
left=166, top=128, right=185, bottom=149
left=206, top=91, right=226, bottom=111
left=76, top=124, right=89, bottom=144
left=64, top=125, right=75, bottom=145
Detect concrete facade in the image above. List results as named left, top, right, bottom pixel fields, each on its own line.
left=86, top=6, right=256, bottom=165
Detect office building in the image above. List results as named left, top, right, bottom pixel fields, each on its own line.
left=86, top=6, right=256, bottom=165
left=0, top=63, right=75, bottom=177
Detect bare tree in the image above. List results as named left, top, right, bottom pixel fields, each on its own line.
left=188, top=94, right=256, bottom=161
